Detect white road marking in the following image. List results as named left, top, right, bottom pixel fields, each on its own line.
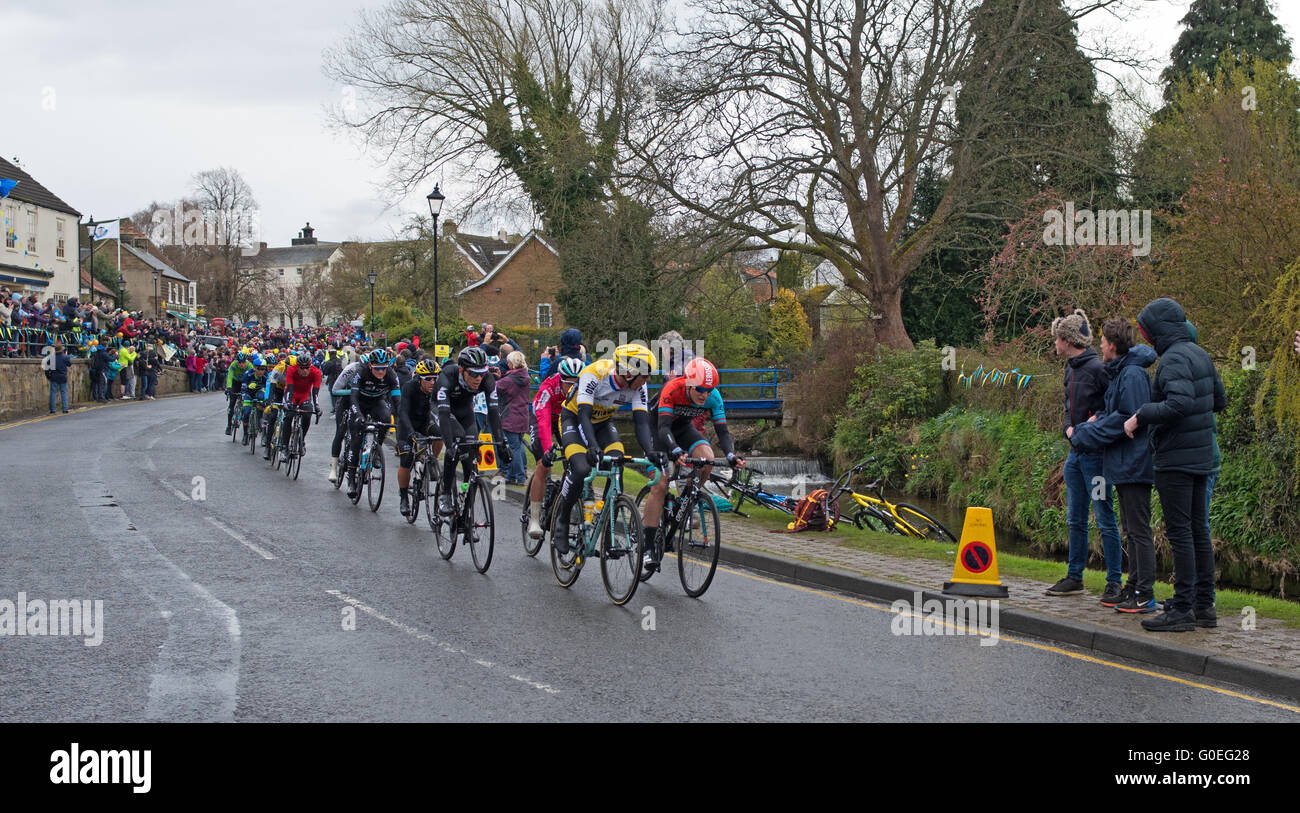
left=325, top=589, right=561, bottom=695
left=75, top=479, right=241, bottom=722
left=147, top=437, right=160, bottom=449
left=204, top=516, right=276, bottom=560
left=166, top=422, right=189, bottom=435
left=163, top=482, right=190, bottom=502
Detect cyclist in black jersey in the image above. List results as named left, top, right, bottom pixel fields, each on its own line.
left=436, top=346, right=510, bottom=514
left=345, top=349, right=401, bottom=499
left=396, top=358, right=443, bottom=518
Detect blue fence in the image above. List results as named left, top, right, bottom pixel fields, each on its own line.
left=526, top=366, right=789, bottom=419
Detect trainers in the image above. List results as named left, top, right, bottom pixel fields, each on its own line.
left=1045, top=577, right=1084, bottom=596
left=1115, top=594, right=1157, bottom=614
left=1195, top=605, right=1218, bottom=628
left=1099, top=582, right=1127, bottom=607
left=527, top=503, right=543, bottom=540
left=1141, top=608, right=1196, bottom=632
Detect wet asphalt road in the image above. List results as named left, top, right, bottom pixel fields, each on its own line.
left=1, top=394, right=1295, bottom=722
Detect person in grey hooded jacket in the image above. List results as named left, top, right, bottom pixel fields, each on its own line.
left=1123, top=298, right=1226, bottom=633
left=1069, top=318, right=1157, bottom=613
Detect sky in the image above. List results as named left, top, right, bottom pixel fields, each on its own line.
left=5, top=0, right=1300, bottom=249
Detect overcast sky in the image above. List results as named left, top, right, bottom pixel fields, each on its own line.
left=5, top=0, right=1299, bottom=248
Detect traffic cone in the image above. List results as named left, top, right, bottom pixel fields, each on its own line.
left=943, top=507, right=1008, bottom=597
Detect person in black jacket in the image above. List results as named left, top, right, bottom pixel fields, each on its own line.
left=90, top=342, right=111, bottom=402
left=47, top=342, right=71, bottom=413
left=1124, top=298, right=1227, bottom=632
left=1068, top=319, right=1157, bottom=613
left=321, top=349, right=344, bottom=414
left=1045, top=309, right=1123, bottom=599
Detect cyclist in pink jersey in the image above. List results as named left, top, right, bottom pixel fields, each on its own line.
left=525, top=356, right=584, bottom=539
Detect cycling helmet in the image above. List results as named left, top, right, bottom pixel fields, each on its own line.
left=236, top=351, right=247, bottom=362
left=613, top=343, right=657, bottom=377
left=557, top=356, right=585, bottom=379
left=458, top=346, right=489, bottom=374
left=368, top=348, right=392, bottom=367
left=252, top=357, right=265, bottom=368
left=414, top=358, right=439, bottom=377
left=294, top=355, right=313, bottom=372
left=683, top=357, right=719, bottom=389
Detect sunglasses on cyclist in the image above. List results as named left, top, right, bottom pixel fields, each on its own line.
left=692, top=385, right=714, bottom=394
left=418, top=373, right=437, bottom=382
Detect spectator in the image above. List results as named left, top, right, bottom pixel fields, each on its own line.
left=463, top=324, right=480, bottom=347
left=1067, top=318, right=1157, bottom=613
left=1123, top=298, right=1227, bottom=633
left=117, top=343, right=137, bottom=399
left=1045, top=308, right=1124, bottom=600
left=194, top=351, right=208, bottom=392
left=538, top=345, right=558, bottom=380
left=134, top=345, right=149, bottom=400
left=46, top=342, right=70, bottom=414
left=495, top=350, right=532, bottom=485
left=90, top=341, right=111, bottom=402
left=658, top=330, right=694, bottom=379
left=494, top=332, right=520, bottom=353
left=559, top=327, right=584, bottom=361
left=144, top=347, right=162, bottom=400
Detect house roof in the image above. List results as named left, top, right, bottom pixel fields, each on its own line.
left=120, top=242, right=191, bottom=283
left=241, top=242, right=341, bottom=269
left=79, top=268, right=115, bottom=297
left=458, top=231, right=558, bottom=294
left=0, top=157, right=81, bottom=217
left=453, top=232, right=515, bottom=277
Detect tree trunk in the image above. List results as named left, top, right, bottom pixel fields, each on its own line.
left=869, top=282, right=913, bottom=350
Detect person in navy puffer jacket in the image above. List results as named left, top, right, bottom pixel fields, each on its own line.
left=1068, top=318, right=1157, bottom=614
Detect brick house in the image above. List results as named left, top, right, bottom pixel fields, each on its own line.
left=80, top=226, right=197, bottom=320
left=453, top=227, right=564, bottom=329
left=0, top=157, right=82, bottom=300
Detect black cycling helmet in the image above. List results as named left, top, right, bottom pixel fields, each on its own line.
left=457, top=346, right=489, bottom=374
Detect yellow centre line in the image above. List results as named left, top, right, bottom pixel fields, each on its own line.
left=707, top=560, right=1300, bottom=714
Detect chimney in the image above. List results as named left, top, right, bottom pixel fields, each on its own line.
left=291, top=222, right=318, bottom=246
left=497, top=229, right=508, bottom=242
left=442, top=220, right=458, bottom=236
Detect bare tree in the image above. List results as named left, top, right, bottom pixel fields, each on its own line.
left=630, top=0, right=1147, bottom=348
left=324, top=0, right=665, bottom=230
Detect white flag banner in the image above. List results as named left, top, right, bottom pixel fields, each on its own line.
left=90, top=220, right=120, bottom=241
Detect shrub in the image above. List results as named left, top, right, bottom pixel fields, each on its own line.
left=830, top=340, right=947, bottom=473
left=783, top=326, right=875, bottom=456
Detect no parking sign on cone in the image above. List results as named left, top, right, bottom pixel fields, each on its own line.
left=943, top=507, right=1008, bottom=598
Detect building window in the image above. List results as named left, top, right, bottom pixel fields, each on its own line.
left=537, top=303, right=552, bottom=328
left=279, top=268, right=284, bottom=276
left=56, top=219, right=65, bottom=258
left=279, top=313, right=286, bottom=327
left=297, top=312, right=303, bottom=325
left=2, top=202, right=14, bottom=248
left=26, top=210, right=37, bottom=253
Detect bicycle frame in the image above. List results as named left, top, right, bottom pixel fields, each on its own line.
left=829, top=458, right=927, bottom=537
left=572, top=456, right=660, bottom=557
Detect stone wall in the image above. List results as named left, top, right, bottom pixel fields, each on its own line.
left=0, top=358, right=191, bottom=422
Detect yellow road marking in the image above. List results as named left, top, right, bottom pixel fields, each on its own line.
left=708, top=560, right=1300, bottom=714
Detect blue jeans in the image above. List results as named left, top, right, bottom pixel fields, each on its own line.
left=1063, top=449, right=1123, bottom=584
left=49, top=380, right=68, bottom=412
left=504, top=431, right=527, bottom=482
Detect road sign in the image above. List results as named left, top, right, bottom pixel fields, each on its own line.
left=943, top=507, right=1008, bottom=597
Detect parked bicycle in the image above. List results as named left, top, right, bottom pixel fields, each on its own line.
left=430, top=438, right=494, bottom=573
left=550, top=454, right=659, bottom=606
left=827, top=457, right=957, bottom=543
left=634, top=458, right=722, bottom=598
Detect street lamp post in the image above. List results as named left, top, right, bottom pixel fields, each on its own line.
left=86, top=215, right=97, bottom=301
left=426, top=185, right=444, bottom=344
left=116, top=274, right=125, bottom=310
left=367, top=269, right=377, bottom=336
left=152, top=269, right=159, bottom=319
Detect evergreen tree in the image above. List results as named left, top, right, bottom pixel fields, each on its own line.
left=1160, top=0, right=1292, bottom=102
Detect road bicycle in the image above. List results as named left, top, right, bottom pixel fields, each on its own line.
left=550, top=454, right=660, bottom=606
left=430, top=438, right=494, bottom=573
left=707, top=466, right=839, bottom=523
left=345, top=420, right=387, bottom=511
left=240, top=396, right=265, bottom=455
left=262, top=403, right=284, bottom=466
left=280, top=402, right=318, bottom=481
left=518, top=448, right=563, bottom=557
left=405, top=433, right=442, bottom=526
left=828, top=457, right=957, bottom=543
left=225, top=390, right=242, bottom=437
left=634, top=458, right=722, bottom=598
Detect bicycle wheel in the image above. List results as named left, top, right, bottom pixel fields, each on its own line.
left=244, top=417, right=256, bottom=454
left=549, top=498, right=583, bottom=587
left=424, top=457, right=441, bottom=531
left=368, top=444, right=385, bottom=512
left=405, top=459, right=422, bottom=525
left=853, top=506, right=894, bottom=534
left=893, top=503, right=958, bottom=543
left=520, top=475, right=545, bottom=558
left=678, top=492, right=721, bottom=598
left=287, top=427, right=303, bottom=480
left=463, top=476, right=495, bottom=574
left=431, top=471, right=456, bottom=558
left=600, top=494, right=643, bottom=605
left=632, top=484, right=671, bottom=583
left=230, top=408, right=238, bottom=442
left=269, top=420, right=282, bottom=468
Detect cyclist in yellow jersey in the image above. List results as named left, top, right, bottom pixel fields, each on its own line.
left=551, top=344, right=669, bottom=554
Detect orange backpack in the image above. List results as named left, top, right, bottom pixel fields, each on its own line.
left=773, top=489, right=836, bottom=533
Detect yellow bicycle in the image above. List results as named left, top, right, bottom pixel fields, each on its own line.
left=828, top=457, right=957, bottom=543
